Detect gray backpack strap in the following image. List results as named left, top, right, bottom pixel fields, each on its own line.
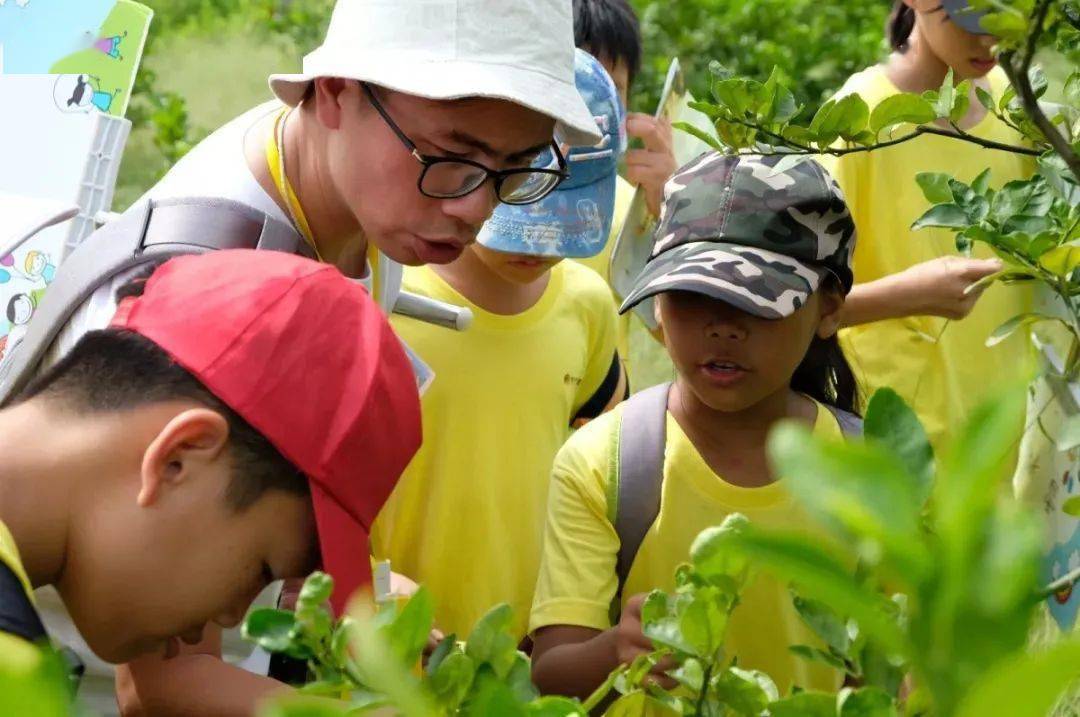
left=0, top=197, right=306, bottom=406
left=613, top=381, right=672, bottom=608
left=825, top=404, right=863, bottom=438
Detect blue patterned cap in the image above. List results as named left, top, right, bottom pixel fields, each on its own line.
left=477, top=49, right=625, bottom=258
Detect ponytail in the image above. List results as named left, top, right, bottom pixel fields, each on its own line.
left=790, top=279, right=860, bottom=414
left=887, top=1, right=916, bottom=52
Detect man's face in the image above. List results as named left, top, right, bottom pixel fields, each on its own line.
left=317, top=80, right=557, bottom=266
left=599, top=57, right=631, bottom=108
left=57, top=429, right=319, bottom=664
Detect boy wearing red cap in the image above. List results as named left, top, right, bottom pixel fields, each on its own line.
left=0, top=251, right=420, bottom=706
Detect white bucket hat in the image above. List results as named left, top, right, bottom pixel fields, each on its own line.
left=268, top=0, right=603, bottom=146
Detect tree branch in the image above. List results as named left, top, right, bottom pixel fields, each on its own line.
left=997, top=0, right=1080, bottom=182
left=735, top=123, right=1041, bottom=158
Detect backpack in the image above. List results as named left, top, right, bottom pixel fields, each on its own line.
left=609, top=382, right=863, bottom=611
left=0, top=196, right=466, bottom=407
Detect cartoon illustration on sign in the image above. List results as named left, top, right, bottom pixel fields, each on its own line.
left=54, top=74, right=122, bottom=114
left=94, top=30, right=127, bottom=60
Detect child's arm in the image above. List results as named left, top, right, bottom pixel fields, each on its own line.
left=840, top=256, right=1003, bottom=328
left=115, top=624, right=290, bottom=717
left=531, top=594, right=674, bottom=699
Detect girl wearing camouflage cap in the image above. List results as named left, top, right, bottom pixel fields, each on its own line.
left=529, top=152, right=859, bottom=697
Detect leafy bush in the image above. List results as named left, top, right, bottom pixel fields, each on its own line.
left=629, top=0, right=888, bottom=116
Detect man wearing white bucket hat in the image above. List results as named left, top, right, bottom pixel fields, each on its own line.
left=84, top=1, right=599, bottom=714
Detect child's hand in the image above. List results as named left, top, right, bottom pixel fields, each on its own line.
left=902, top=256, right=1003, bottom=320
left=614, top=594, right=677, bottom=688
left=624, top=113, right=677, bottom=217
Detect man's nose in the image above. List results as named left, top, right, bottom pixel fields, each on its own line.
left=440, top=184, right=499, bottom=236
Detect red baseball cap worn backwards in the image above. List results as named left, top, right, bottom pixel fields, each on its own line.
left=110, top=249, right=422, bottom=612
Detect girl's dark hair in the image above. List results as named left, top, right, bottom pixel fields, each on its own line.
left=790, top=278, right=860, bottom=414
left=573, top=0, right=642, bottom=86
left=17, top=270, right=307, bottom=511
left=888, top=1, right=916, bottom=51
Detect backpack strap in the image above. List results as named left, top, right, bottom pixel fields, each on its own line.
left=612, top=381, right=671, bottom=611
left=0, top=560, right=46, bottom=644
left=0, top=197, right=308, bottom=407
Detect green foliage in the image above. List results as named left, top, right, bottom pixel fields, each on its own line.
left=630, top=0, right=887, bottom=116
left=0, top=640, right=80, bottom=717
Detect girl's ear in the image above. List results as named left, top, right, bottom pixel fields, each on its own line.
left=816, top=287, right=845, bottom=340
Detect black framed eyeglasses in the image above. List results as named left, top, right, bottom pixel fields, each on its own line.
left=361, top=83, right=569, bottom=205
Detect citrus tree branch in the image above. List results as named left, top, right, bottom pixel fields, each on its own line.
left=997, top=0, right=1080, bottom=181
left=1039, top=566, right=1080, bottom=601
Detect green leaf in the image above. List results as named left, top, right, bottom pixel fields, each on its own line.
left=991, top=178, right=1055, bottom=223
left=1063, top=496, right=1080, bottom=517
left=425, top=635, right=457, bottom=676
left=526, top=696, right=587, bottom=717
left=242, top=609, right=302, bottom=656
left=789, top=644, right=848, bottom=670
left=975, top=86, right=994, bottom=111
left=711, top=667, right=774, bottom=715
left=461, top=670, right=527, bottom=717
left=768, top=421, right=931, bottom=579
left=713, top=78, right=762, bottom=117
left=956, top=639, right=1080, bottom=717
left=760, top=66, right=799, bottom=124
left=812, top=93, right=870, bottom=142
left=863, top=388, right=934, bottom=505
left=839, top=686, right=898, bottom=717
left=985, top=313, right=1058, bottom=348
left=259, top=696, right=351, bottom=717
left=669, top=657, right=705, bottom=692
left=672, top=121, right=724, bottom=151
left=1039, top=243, right=1080, bottom=275
left=911, top=203, right=970, bottom=231
left=915, top=172, right=954, bottom=204
left=506, top=653, right=539, bottom=703
left=1028, top=65, right=1048, bottom=99
left=296, top=572, right=334, bottom=614
left=677, top=588, right=728, bottom=658
left=970, top=168, right=991, bottom=197
left=465, top=604, right=519, bottom=678
left=793, top=593, right=850, bottom=655
left=383, top=586, right=434, bottom=668
left=980, top=11, right=1027, bottom=40
left=859, top=639, right=905, bottom=696
left=934, top=69, right=955, bottom=119
left=769, top=691, right=837, bottom=717
left=690, top=514, right=751, bottom=588
left=870, top=93, right=937, bottom=134
left=430, top=654, right=477, bottom=710
left=724, top=525, right=906, bottom=653
left=949, top=80, right=971, bottom=123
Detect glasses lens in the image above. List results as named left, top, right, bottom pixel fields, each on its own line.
left=499, top=171, right=562, bottom=204
left=420, top=161, right=488, bottom=198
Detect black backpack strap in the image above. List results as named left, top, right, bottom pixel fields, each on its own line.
left=0, top=197, right=308, bottom=407
left=0, top=560, right=46, bottom=643
left=612, top=382, right=671, bottom=613
left=825, top=404, right=863, bottom=438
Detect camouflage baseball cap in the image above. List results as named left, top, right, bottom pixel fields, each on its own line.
left=619, top=152, right=856, bottom=320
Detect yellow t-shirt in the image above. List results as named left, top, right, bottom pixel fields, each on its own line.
left=824, top=66, right=1035, bottom=453
left=372, top=260, right=620, bottom=639
left=0, top=520, right=32, bottom=602
left=529, top=399, right=844, bottom=693
left=574, top=175, right=636, bottom=373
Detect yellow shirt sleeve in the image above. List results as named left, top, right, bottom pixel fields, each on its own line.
left=529, top=410, right=622, bottom=633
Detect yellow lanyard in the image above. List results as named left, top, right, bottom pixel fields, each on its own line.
left=266, top=107, right=381, bottom=300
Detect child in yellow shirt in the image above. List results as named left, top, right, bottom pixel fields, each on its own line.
left=372, top=50, right=628, bottom=641
left=530, top=152, right=859, bottom=697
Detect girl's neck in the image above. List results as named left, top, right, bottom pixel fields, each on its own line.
left=432, top=249, right=550, bottom=316
left=669, top=379, right=817, bottom=487
left=280, top=106, right=369, bottom=275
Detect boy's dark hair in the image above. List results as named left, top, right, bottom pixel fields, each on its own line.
left=887, top=1, right=916, bottom=51
left=790, top=277, right=860, bottom=414
left=572, top=0, right=642, bottom=86
left=17, top=272, right=307, bottom=511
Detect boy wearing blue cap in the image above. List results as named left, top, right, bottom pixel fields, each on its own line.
left=370, top=50, right=627, bottom=641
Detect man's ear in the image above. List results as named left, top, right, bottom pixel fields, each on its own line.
left=137, top=409, right=231, bottom=507
left=313, top=77, right=353, bottom=131
left=816, top=288, right=845, bottom=340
